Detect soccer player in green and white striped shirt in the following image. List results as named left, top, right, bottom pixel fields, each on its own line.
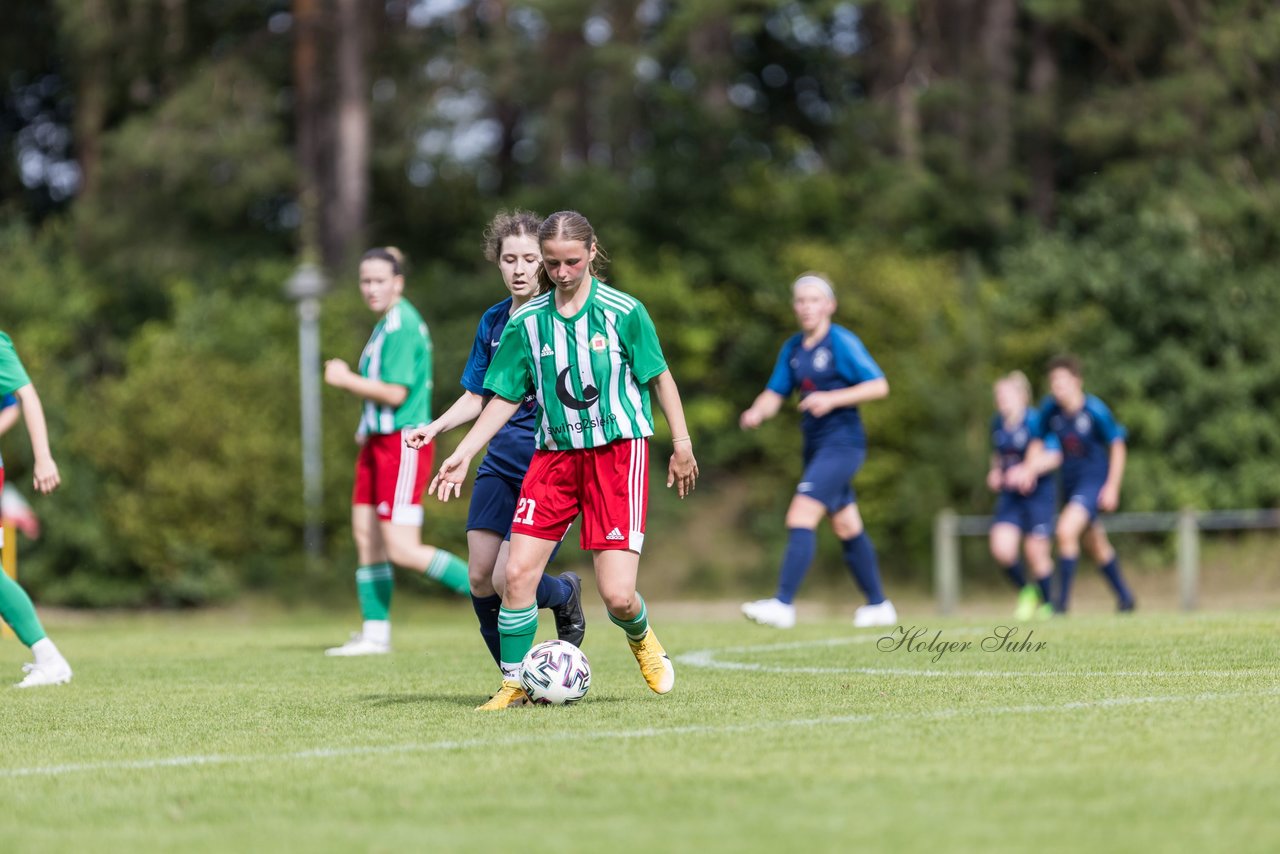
left=0, top=331, right=73, bottom=687
left=417, top=211, right=699, bottom=709
left=322, top=247, right=471, bottom=657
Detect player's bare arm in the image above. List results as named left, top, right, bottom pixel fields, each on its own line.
left=324, top=358, right=409, bottom=408
left=986, top=454, right=1005, bottom=492
left=1099, top=440, right=1127, bottom=512
left=797, top=377, right=889, bottom=418
left=405, top=390, right=485, bottom=449
left=740, top=389, right=785, bottom=429
left=1010, top=439, right=1061, bottom=495
left=14, top=383, right=60, bottom=494
left=650, top=369, right=699, bottom=498
left=0, top=400, right=20, bottom=437
left=429, top=395, right=521, bottom=502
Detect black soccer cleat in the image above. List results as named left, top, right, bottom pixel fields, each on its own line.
left=552, top=571, right=586, bottom=648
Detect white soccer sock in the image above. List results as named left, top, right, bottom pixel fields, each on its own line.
left=362, top=620, right=391, bottom=645
left=31, top=637, right=63, bottom=666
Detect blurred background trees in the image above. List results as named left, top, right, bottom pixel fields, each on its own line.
left=1, top=0, right=1277, bottom=604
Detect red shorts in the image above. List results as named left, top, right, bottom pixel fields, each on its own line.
left=512, top=438, right=649, bottom=553
left=352, top=430, right=434, bottom=525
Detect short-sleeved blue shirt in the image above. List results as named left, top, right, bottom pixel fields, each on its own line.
left=766, top=324, right=884, bottom=448
left=1035, top=394, right=1126, bottom=486
left=461, top=298, right=540, bottom=481
left=991, top=408, right=1057, bottom=498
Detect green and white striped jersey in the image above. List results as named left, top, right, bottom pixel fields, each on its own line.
left=484, top=278, right=668, bottom=450
left=0, top=332, right=32, bottom=396
left=357, top=299, right=433, bottom=434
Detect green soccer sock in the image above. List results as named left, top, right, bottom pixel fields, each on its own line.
left=609, top=593, right=649, bottom=641
left=497, top=604, right=539, bottom=680
left=355, top=562, right=394, bottom=622
left=0, top=572, right=48, bottom=648
left=425, top=548, right=471, bottom=596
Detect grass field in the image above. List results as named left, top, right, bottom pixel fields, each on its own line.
left=1, top=600, right=1278, bottom=853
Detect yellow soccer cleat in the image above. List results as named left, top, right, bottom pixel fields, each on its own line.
left=476, top=678, right=530, bottom=711
left=628, top=628, right=676, bottom=694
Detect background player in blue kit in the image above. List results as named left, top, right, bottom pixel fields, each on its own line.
left=739, top=273, right=895, bottom=629
left=406, top=210, right=584, bottom=671
left=986, top=371, right=1055, bottom=621
left=1012, top=354, right=1135, bottom=613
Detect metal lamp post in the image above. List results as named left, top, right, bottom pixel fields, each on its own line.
left=285, top=263, right=328, bottom=561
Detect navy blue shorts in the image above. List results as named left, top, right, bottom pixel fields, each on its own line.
left=1064, top=478, right=1106, bottom=522
left=795, top=443, right=865, bottom=514
left=467, top=472, right=521, bottom=537
left=993, top=489, right=1055, bottom=538
left=467, top=472, right=566, bottom=559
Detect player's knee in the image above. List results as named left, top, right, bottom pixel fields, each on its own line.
left=833, top=518, right=863, bottom=540
left=991, top=541, right=1017, bottom=566
left=1055, top=526, right=1078, bottom=552
left=599, top=587, right=635, bottom=615
left=502, top=558, right=540, bottom=588
left=468, top=567, right=496, bottom=597
left=384, top=541, right=416, bottom=569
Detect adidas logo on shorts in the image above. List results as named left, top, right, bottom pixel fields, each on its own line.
left=540, top=344, right=554, bottom=358
left=605, top=527, right=625, bottom=541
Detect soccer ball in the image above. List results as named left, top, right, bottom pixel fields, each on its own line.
left=520, top=640, right=591, bottom=705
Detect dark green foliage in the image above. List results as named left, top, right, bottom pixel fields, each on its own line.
left=1, top=1, right=1277, bottom=603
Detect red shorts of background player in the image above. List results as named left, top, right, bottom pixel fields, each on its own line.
left=511, top=437, right=649, bottom=553
left=352, top=429, right=433, bottom=526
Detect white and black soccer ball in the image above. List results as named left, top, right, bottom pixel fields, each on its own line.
left=520, top=639, right=591, bottom=705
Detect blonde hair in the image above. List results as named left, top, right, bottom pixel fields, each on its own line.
left=996, top=370, right=1032, bottom=404
left=537, top=210, right=609, bottom=291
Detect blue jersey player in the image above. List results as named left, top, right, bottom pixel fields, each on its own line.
left=1012, top=355, right=1134, bottom=613
left=406, top=211, right=584, bottom=671
left=987, top=372, right=1055, bottom=621
left=740, top=273, right=895, bottom=629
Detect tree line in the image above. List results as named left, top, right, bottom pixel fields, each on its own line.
left=0, top=0, right=1276, bottom=604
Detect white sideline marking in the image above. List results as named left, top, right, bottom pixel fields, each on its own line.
left=677, top=637, right=1280, bottom=678
left=2, top=688, right=1277, bottom=779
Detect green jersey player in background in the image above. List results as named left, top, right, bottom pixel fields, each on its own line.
left=0, top=331, right=73, bottom=687
left=322, top=247, right=470, bottom=656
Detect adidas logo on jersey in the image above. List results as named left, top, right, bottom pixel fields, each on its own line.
left=605, top=527, right=625, bottom=541
left=540, top=344, right=554, bottom=358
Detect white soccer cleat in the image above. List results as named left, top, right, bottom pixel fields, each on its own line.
left=741, top=597, right=797, bottom=629
left=853, top=600, right=898, bottom=628
left=14, top=659, right=73, bottom=689
left=324, top=633, right=391, bottom=656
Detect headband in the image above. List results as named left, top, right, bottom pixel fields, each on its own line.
left=792, top=275, right=835, bottom=299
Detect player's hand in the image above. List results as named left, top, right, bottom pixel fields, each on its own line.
left=667, top=445, right=699, bottom=499
left=33, top=455, right=60, bottom=494
left=323, top=358, right=354, bottom=389
left=797, top=391, right=837, bottom=418
left=986, top=468, right=1004, bottom=493
left=354, top=430, right=367, bottom=447
left=404, top=423, right=438, bottom=450
left=739, top=408, right=763, bottom=430
left=429, top=452, right=472, bottom=502
left=1098, top=481, right=1120, bottom=513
